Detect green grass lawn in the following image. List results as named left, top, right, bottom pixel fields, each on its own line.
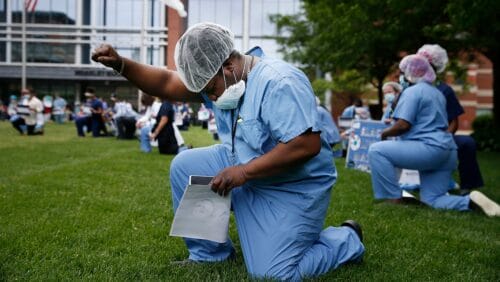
left=0, top=122, right=499, bottom=281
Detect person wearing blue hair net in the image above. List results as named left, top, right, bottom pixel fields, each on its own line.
left=368, top=54, right=500, bottom=217
left=417, top=44, right=484, bottom=194
left=92, top=22, right=364, bottom=280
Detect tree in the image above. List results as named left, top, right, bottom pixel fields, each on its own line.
left=272, top=0, right=447, bottom=116
left=440, top=0, right=500, bottom=127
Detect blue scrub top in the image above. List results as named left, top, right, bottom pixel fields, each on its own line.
left=202, top=47, right=336, bottom=193
left=393, top=82, right=457, bottom=150
left=436, top=81, right=464, bottom=122
left=381, top=102, right=393, bottom=120
left=90, top=99, right=103, bottom=119
left=341, top=105, right=355, bottom=118
left=317, top=106, right=341, bottom=145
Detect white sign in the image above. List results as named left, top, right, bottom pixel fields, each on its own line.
left=170, top=184, right=231, bottom=243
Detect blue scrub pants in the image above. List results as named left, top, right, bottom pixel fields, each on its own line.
left=139, top=125, right=152, bottom=153
left=454, top=135, right=484, bottom=190
left=368, top=140, right=470, bottom=211
left=75, top=116, right=91, bottom=137
left=170, top=145, right=364, bottom=281
left=91, top=116, right=105, bottom=137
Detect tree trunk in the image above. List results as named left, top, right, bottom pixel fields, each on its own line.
left=371, top=77, right=384, bottom=120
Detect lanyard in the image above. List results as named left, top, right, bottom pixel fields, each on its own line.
left=231, top=97, right=244, bottom=154
left=230, top=55, right=254, bottom=154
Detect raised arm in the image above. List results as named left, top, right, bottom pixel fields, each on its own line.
left=91, top=45, right=203, bottom=103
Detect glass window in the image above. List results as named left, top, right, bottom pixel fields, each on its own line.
left=0, top=0, right=5, bottom=22
left=92, top=0, right=165, bottom=66
left=188, top=0, right=243, bottom=36
left=187, top=0, right=301, bottom=58
left=11, top=42, right=75, bottom=63
left=0, top=0, right=5, bottom=62
left=9, top=0, right=76, bottom=63
left=11, top=0, right=76, bottom=24
left=98, top=0, right=142, bottom=27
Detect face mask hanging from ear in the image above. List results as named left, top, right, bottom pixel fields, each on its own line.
left=399, top=74, right=410, bottom=90
left=213, top=57, right=248, bottom=110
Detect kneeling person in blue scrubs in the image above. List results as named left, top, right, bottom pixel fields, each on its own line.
left=368, top=54, right=500, bottom=217
left=92, top=22, right=364, bottom=280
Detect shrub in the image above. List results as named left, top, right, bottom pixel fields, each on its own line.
left=471, top=114, right=500, bottom=152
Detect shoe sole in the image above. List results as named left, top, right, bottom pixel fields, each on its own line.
left=470, top=191, right=500, bottom=217
left=341, top=220, right=363, bottom=242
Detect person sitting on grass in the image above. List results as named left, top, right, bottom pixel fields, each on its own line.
left=11, top=88, right=44, bottom=135
left=92, top=22, right=364, bottom=281
left=368, top=54, right=500, bottom=217
left=109, top=94, right=139, bottom=140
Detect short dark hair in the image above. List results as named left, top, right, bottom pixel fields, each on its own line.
left=353, top=98, right=363, bottom=107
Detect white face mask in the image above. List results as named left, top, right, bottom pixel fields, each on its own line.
left=213, top=76, right=246, bottom=110
left=384, top=92, right=395, bottom=104
left=213, top=57, right=248, bottom=110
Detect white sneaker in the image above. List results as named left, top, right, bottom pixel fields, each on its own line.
left=469, top=191, right=500, bottom=217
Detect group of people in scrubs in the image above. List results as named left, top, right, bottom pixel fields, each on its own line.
left=91, top=22, right=497, bottom=280
left=369, top=46, right=500, bottom=217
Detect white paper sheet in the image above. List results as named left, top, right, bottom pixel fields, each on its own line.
left=169, top=184, right=231, bottom=243
left=399, top=169, right=420, bottom=186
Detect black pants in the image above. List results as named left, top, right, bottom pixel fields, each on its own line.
left=455, top=135, right=484, bottom=190
left=158, top=136, right=178, bottom=155
left=11, top=117, right=42, bottom=135
left=115, top=116, right=136, bottom=139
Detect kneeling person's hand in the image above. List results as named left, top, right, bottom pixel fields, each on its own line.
left=211, top=165, right=248, bottom=197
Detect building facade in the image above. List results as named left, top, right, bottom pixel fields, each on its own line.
left=0, top=0, right=168, bottom=107
left=0, top=0, right=300, bottom=109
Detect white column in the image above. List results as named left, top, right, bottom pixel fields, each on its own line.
left=75, top=0, right=83, bottom=65
left=21, top=2, right=26, bottom=88
left=90, top=0, right=98, bottom=52
left=242, top=0, right=250, bottom=51
left=6, top=0, right=11, bottom=63
left=138, top=0, right=149, bottom=108
left=325, top=72, right=332, bottom=112
left=75, top=82, right=81, bottom=106
left=159, top=0, right=165, bottom=67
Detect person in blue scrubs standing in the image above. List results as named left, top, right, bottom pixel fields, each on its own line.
left=417, top=44, right=484, bottom=193
left=368, top=54, right=500, bottom=217
left=91, top=22, right=364, bottom=280
left=316, top=96, right=341, bottom=147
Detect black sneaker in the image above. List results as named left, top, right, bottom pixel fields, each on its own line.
left=341, top=220, right=363, bottom=242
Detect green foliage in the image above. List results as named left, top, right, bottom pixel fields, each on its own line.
left=332, top=69, right=367, bottom=94
left=471, top=114, right=500, bottom=152
left=311, top=78, right=332, bottom=102
left=312, top=70, right=366, bottom=105
left=0, top=122, right=499, bottom=280
left=444, top=0, right=500, bottom=56
left=271, top=0, right=449, bottom=109
left=442, top=59, right=470, bottom=92
left=271, top=0, right=500, bottom=120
